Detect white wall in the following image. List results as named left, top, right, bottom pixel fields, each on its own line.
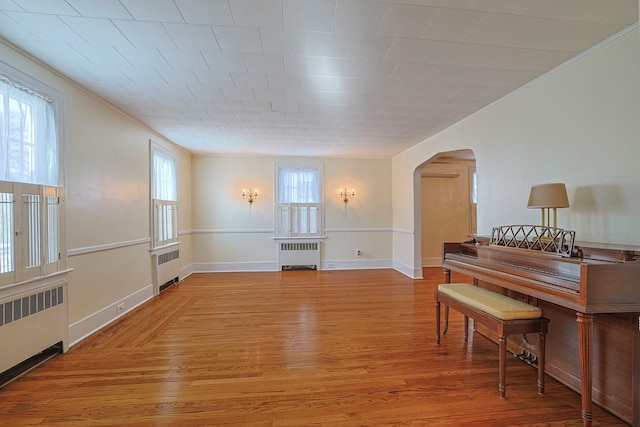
left=191, top=155, right=392, bottom=271
left=0, top=40, right=192, bottom=344
left=392, top=26, right=640, bottom=277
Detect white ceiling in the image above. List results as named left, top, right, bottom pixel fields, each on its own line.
left=0, top=1, right=637, bottom=158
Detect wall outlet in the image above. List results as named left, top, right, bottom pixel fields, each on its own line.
left=355, top=249, right=361, bottom=258
left=326, top=263, right=335, bottom=268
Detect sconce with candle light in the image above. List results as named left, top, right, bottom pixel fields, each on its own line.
left=340, top=188, right=355, bottom=203
left=242, top=188, right=258, bottom=204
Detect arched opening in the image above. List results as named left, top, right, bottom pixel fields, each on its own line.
left=413, top=149, right=476, bottom=273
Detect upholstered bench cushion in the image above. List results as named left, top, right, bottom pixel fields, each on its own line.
left=438, top=283, right=542, bottom=320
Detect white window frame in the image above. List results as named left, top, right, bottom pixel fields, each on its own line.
left=0, top=62, right=66, bottom=289
left=274, top=161, right=324, bottom=238
left=150, top=141, right=178, bottom=250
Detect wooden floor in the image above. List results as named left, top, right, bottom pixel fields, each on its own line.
left=0, top=268, right=629, bottom=426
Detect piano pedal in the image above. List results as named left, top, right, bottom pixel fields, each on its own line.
left=514, top=350, right=538, bottom=366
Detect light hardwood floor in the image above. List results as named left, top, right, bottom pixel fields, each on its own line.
left=0, top=268, right=629, bottom=426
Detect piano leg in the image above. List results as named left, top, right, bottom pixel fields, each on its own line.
left=435, top=299, right=441, bottom=344
left=577, top=312, right=594, bottom=427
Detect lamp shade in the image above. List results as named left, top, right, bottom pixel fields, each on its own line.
left=527, top=183, right=569, bottom=208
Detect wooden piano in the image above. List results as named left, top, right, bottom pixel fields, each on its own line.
left=442, top=225, right=640, bottom=427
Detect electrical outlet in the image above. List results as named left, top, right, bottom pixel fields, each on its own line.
left=326, top=263, right=335, bottom=268
left=356, top=249, right=361, bottom=258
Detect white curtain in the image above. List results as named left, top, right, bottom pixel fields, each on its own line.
left=278, top=168, right=319, bottom=203
left=153, top=150, right=177, bottom=201
left=0, top=78, right=58, bottom=186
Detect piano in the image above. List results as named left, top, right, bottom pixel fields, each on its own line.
left=442, top=225, right=640, bottom=427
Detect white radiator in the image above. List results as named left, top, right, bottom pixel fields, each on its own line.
left=0, top=281, right=68, bottom=373
left=152, top=248, right=180, bottom=295
left=278, top=241, right=320, bottom=270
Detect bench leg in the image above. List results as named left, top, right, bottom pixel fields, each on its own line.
left=435, top=299, right=441, bottom=345
left=443, top=305, right=449, bottom=334
left=463, top=315, right=469, bottom=343
left=538, top=329, right=546, bottom=395
left=499, top=335, right=507, bottom=399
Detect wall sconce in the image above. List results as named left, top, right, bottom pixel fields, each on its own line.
left=242, top=188, right=258, bottom=204
left=527, top=183, right=569, bottom=228
left=340, top=188, right=355, bottom=203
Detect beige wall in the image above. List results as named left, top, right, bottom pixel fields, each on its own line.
left=393, top=26, right=640, bottom=277
left=0, top=40, right=192, bottom=341
left=191, top=155, right=392, bottom=270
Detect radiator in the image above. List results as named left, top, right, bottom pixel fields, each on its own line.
left=278, top=241, right=320, bottom=270
left=0, top=281, right=68, bottom=374
left=152, top=249, right=180, bottom=295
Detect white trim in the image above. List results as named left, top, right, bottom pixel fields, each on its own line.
left=68, top=237, right=151, bottom=257
left=394, top=228, right=414, bottom=235
left=393, top=259, right=423, bottom=279
left=68, top=285, right=154, bottom=347
left=191, top=228, right=273, bottom=234
left=188, top=227, right=392, bottom=235
left=322, top=259, right=392, bottom=270
left=193, top=261, right=278, bottom=273
left=325, top=227, right=393, bottom=233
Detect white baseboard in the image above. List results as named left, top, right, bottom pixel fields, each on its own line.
left=68, top=285, right=154, bottom=347
left=321, top=259, right=391, bottom=270
left=193, top=261, right=278, bottom=272
left=393, top=260, right=423, bottom=279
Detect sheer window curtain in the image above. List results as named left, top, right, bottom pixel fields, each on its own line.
left=153, top=150, right=177, bottom=201
left=0, top=78, right=58, bottom=187
left=278, top=168, right=319, bottom=203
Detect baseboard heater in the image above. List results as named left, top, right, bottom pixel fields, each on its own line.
left=0, top=282, right=68, bottom=384
left=278, top=241, right=320, bottom=270
left=152, top=248, right=181, bottom=295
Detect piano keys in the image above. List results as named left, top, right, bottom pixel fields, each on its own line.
left=442, top=230, right=640, bottom=427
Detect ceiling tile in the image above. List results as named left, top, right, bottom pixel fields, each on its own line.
left=66, top=0, right=133, bottom=19
left=9, top=0, right=78, bottom=15
left=174, top=0, right=234, bottom=25
left=419, top=7, right=485, bottom=41
left=344, top=34, right=394, bottom=59
left=384, top=38, right=435, bottom=61
left=213, top=26, right=262, bottom=53
left=61, top=16, right=134, bottom=47
left=72, top=44, right=130, bottom=67
left=230, top=0, right=283, bottom=29
left=244, top=53, right=284, bottom=74
left=331, top=0, right=388, bottom=33
left=159, top=49, right=211, bottom=71
left=377, top=4, right=438, bottom=38
left=119, top=0, right=183, bottom=23
left=113, top=20, right=177, bottom=49
left=116, top=47, right=172, bottom=68
left=4, top=11, right=86, bottom=43
left=163, top=23, right=219, bottom=50
left=466, top=0, right=527, bottom=14
left=260, top=28, right=307, bottom=55
left=231, top=72, right=269, bottom=89
left=283, top=0, right=337, bottom=31
left=305, top=31, right=351, bottom=57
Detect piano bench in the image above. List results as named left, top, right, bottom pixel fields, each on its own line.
left=434, top=283, right=549, bottom=399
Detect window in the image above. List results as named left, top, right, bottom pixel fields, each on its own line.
left=150, top=142, right=178, bottom=248
left=0, top=64, right=65, bottom=287
left=275, top=163, right=323, bottom=238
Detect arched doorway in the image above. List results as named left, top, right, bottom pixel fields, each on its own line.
left=416, top=149, right=476, bottom=268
